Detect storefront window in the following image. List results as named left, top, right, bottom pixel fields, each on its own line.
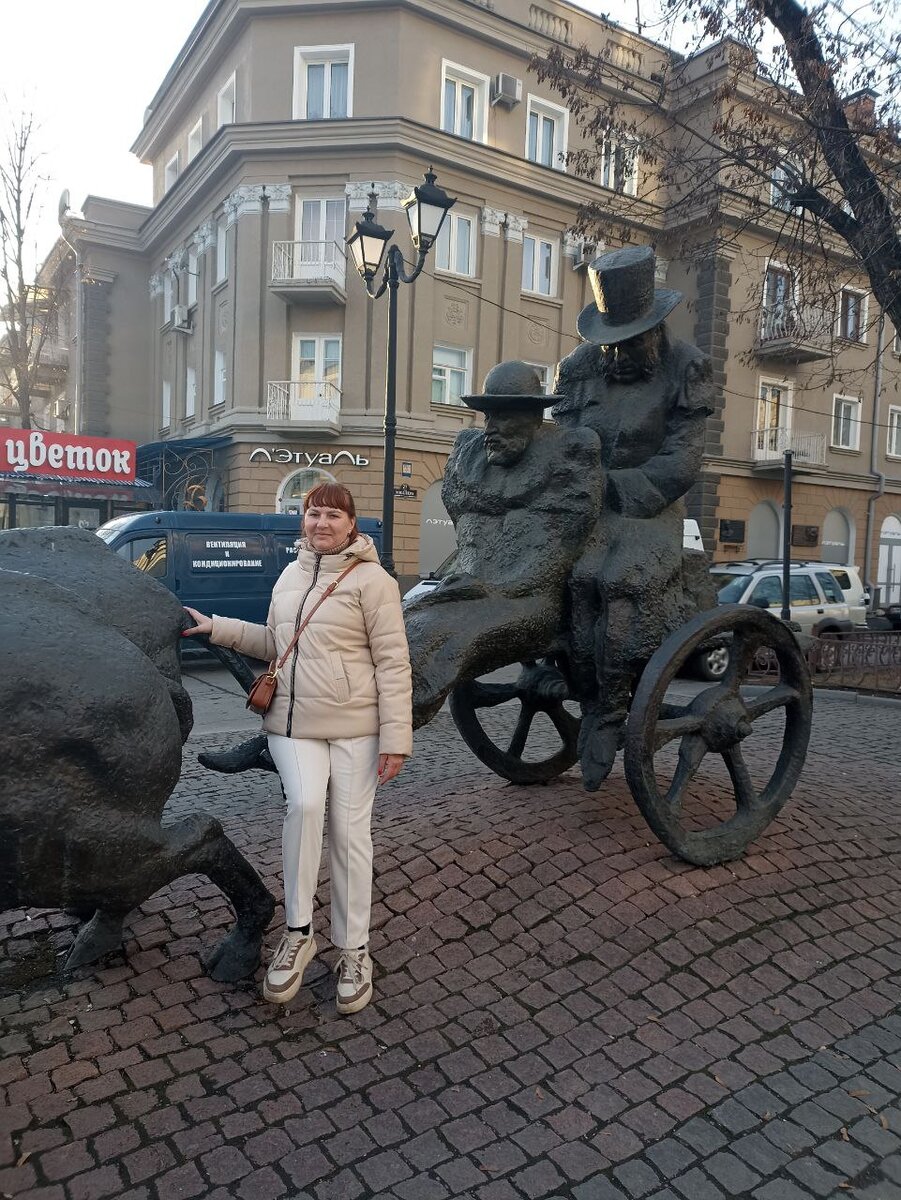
left=0, top=501, right=9, bottom=530
left=277, top=467, right=336, bottom=514
left=67, top=505, right=103, bottom=531
left=14, top=500, right=56, bottom=528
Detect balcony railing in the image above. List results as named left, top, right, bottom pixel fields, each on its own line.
left=751, top=426, right=827, bottom=466
left=757, top=303, right=832, bottom=362
left=266, top=380, right=341, bottom=426
left=271, top=241, right=346, bottom=299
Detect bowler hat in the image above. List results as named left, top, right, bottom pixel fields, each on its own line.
left=577, top=245, right=682, bottom=345
left=462, top=360, right=555, bottom=414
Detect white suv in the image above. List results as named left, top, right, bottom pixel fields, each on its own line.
left=710, top=560, right=857, bottom=635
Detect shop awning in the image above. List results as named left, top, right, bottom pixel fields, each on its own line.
left=0, top=472, right=158, bottom=503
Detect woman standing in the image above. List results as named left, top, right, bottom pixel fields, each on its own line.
left=183, top=484, right=412, bottom=1013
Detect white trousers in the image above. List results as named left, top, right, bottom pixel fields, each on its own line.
left=267, top=733, right=379, bottom=949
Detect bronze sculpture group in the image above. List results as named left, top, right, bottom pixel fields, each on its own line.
left=0, top=246, right=813, bottom=979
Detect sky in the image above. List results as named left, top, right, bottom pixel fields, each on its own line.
left=0, top=0, right=633, bottom=273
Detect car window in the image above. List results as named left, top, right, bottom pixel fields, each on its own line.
left=749, top=576, right=783, bottom=607
left=789, top=574, right=820, bottom=605
left=715, top=573, right=751, bottom=603
left=816, top=572, right=844, bottom=604
left=831, top=569, right=852, bottom=591
left=117, top=535, right=168, bottom=578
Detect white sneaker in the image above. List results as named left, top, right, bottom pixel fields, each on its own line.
left=335, top=947, right=373, bottom=1014
left=262, top=931, right=316, bottom=1004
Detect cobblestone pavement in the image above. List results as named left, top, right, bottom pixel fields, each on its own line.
left=2, top=680, right=901, bottom=1200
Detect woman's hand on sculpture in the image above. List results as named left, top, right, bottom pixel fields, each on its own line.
left=182, top=606, right=213, bottom=637
left=377, top=754, right=405, bottom=785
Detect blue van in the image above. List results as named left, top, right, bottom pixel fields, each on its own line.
left=96, top=510, right=383, bottom=626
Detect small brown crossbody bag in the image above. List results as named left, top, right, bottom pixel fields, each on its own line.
left=246, top=559, right=363, bottom=715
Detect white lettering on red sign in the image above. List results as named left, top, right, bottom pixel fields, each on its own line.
left=0, top=428, right=137, bottom=482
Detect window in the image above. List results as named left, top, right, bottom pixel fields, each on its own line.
left=888, top=407, right=901, bottom=458
left=161, top=380, right=171, bottom=428
left=522, top=234, right=557, bottom=297
left=185, top=365, right=196, bottom=420
left=832, top=394, right=861, bottom=450
left=162, top=272, right=173, bottom=324
left=117, top=536, right=168, bottom=578
left=771, top=157, right=800, bottom=212
left=749, top=576, right=783, bottom=608
left=441, top=61, right=489, bottom=143
left=524, top=362, right=552, bottom=393
left=294, top=335, right=342, bottom=396
left=839, top=288, right=866, bottom=342
left=215, top=217, right=228, bottom=284
left=894, top=326, right=901, bottom=356
left=435, top=213, right=474, bottom=276
left=213, top=349, right=226, bottom=406
left=789, top=574, right=820, bottom=606
left=187, top=247, right=198, bottom=306
left=217, top=74, right=236, bottom=127
left=432, top=346, right=470, bottom=406
left=188, top=118, right=203, bottom=162
left=761, top=264, right=795, bottom=340
left=296, top=198, right=346, bottom=257
left=600, top=135, right=638, bottom=196
left=526, top=97, right=568, bottom=170
left=294, top=46, right=353, bottom=119
left=164, top=152, right=179, bottom=192
left=755, top=380, right=790, bottom=450
left=816, top=572, right=844, bottom=604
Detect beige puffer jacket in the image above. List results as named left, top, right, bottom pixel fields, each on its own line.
left=210, top=534, right=412, bottom=755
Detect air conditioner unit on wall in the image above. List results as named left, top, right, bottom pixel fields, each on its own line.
left=172, top=305, right=192, bottom=333
left=490, top=74, right=522, bottom=108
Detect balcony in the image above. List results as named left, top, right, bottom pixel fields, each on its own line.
left=756, top=304, right=832, bottom=363
left=751, top=426, right=827, bottom=471
left=270, top=241, right=346, bottom=304
left=266, top=380, right=342, bottom=435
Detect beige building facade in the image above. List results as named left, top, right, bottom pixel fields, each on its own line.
left=22, top=0, right=901, bottom=599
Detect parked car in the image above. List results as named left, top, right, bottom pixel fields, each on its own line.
left=709, top=560, right=856, bottom=636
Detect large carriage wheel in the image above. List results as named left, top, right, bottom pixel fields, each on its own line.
left=624, top=605, right=812, bottom=866
left=450, top=662, right=580, bottom=784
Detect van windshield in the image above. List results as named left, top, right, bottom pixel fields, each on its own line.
left=95, top=518, right=131, bottom=543
left=715, top=572, right=751, bottom=603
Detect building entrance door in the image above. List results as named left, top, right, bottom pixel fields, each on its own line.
left=877, top=515, right=901, bottom=605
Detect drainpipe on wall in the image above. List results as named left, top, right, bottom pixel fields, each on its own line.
left=862, top=311, right=886, bottom=608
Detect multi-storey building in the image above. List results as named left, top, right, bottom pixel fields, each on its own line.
left=13, top=0, right=901, bottom=600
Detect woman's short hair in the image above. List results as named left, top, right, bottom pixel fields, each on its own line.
left=304, top=482, right=358, bottom=538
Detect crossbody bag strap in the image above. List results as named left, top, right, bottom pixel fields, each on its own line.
left=274, top=557, right=363, bottom=673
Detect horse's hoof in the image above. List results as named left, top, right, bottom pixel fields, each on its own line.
left=203, top=928, right=264, bottom=982
left=64, top=911, right=125, bottom=971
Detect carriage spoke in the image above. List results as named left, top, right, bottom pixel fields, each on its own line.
left=654, top=713, right=706, bottom=750
left=665, top=733, right=708, bottom=810
left=549, top=704, right=576, bottom=740
left=468, top=682, right=518, bottom=709
left=743, top=683, right=800, bottom=722
left=722, top=745, right=759, bottom=812
left=507, top=705, right=536, bottom=757
left=722, top=630, right=759, bottom=688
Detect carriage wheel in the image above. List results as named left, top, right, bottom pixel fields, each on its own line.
left=450, top=662, right=580, bottom=784
left=624, top=605, right=812, bottom=866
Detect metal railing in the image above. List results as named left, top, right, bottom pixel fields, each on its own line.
left=759, top=302, right=832, bottom=346
left=751, top=426, right=827, bottom=465
left=271, top=241, right=346, bottom=289
left=266, top=380, right=341, bottom=424
left=812, top=630, right=901, bottom=693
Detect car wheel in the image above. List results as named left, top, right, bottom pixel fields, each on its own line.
left=691, top=644, right=730, bottom=681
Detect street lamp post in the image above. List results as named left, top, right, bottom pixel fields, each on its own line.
left=347, top=168, right=456, bottom=576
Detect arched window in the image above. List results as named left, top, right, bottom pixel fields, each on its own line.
left=747, top=501, right=780, bottom=559
left=878, top=515, right=901, bottom=605
left=276, top=467, right=336, bottom=515
left=822, top=508, right=854, bottom=565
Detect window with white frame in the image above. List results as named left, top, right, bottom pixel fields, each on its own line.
left=888, top=407, right=901, bottom=458
left=215, top=218, right=228, bottom=284
left=755, top=378, right=791, bottom=453
left=435, top=212, right=475, bottom=276
left=524, top=362, right=552, bottom=393
left=771, top=155, right=801, bottom=211
left=522, top=234, right=558, bottom=297
left=293, top=335, right=342, bottom=398
left=217, top=74, right=236, bottom=126
left=441, top=61, right=489, bottom=143
left=187, top=247, right=198, bottom=306
left=161, top=272, right=173, bottom=324
left=600, top=134, right=638, bottom=196
left=161, top=380, right=171, bottom=428
left=296, top=198, right=346, bottom=260
left=185, top=364, right=196, bottom=420
left=213, top=349, right=226, bottom=406
left=187, top=118, right=203, bottom=162
left=432, top=346, right=470, bottom=406
left=839, top=288, right=867, bottom=342
left=832, top=394, right=861, bottom=450
left=293, top=46, right=353, bottom=120
left=164, top=152, right=179, bottom=192
left=895, top=326, right=901, bottom=356
left=526, top=97, right=568, bottom=170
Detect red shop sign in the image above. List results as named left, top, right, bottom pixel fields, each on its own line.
left=0, top=428, right=136, bottom=482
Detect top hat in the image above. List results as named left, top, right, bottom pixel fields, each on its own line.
left=462, top=360, right=555, bottom=414
left=577, top=245, right=682, bottom=345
